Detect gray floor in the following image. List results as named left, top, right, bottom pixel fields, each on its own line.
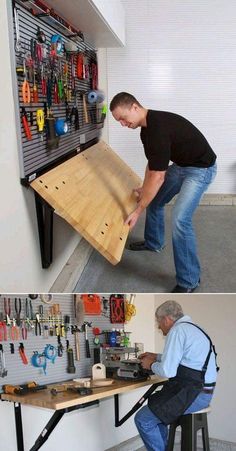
left=74, top=206, right=236, bottom=293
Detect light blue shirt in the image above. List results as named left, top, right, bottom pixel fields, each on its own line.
left=151, top=315, right=217, bottom=384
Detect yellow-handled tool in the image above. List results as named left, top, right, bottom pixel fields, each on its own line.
left=36, top=109, right=44, bottom=141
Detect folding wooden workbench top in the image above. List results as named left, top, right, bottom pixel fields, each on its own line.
left=31, top=141, right=142, bottom=265
left=1, top=377, right=165, bottom=410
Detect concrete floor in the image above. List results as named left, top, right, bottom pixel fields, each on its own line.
left=74, top=206, right=236, bottom=293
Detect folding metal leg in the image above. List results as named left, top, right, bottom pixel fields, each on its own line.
left=29, top=400, right=99, bottom=451
left=34, top=192, right=54, bottom=268
left=14, top=402, right=24, bottom=451
left=30, top=410, right=65, bottom=451
left=114, top=382, right=164, bottom=427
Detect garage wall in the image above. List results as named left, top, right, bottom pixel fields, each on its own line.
left=154, top=294, right=236, bottom=443
left=107, top=0, right=236, bottom=194
left=0, top=294, right=156, bottom=451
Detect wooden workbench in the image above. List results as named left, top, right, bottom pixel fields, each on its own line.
left=1, top=376, right=165, bottom=410
left=31, top=141, right=142, bottom=265
left=1, top=376, right=166, bottom=451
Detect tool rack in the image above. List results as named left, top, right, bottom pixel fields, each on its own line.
left=0, top=294, right=125, bottom=390
left=8, top=0, right=106, bottom=267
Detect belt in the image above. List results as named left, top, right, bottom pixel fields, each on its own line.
left=202, top=388, right=214, bottom=394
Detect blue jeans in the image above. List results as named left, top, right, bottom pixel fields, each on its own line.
left=135, top=392, right=213, bottom=451
left=144, top=163, right=217, bottom=288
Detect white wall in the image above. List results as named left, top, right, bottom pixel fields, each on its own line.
left=90, top=0, right=125, bottom=45
left=0, top=295, right=156, bottom=451
left=107, top=0, right=236, bottom=194
left=154, top=294, right=236, bottom=443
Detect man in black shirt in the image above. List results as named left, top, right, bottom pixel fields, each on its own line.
left=110, top=92, right=217, bottom=292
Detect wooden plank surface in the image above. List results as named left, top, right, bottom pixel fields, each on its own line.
left=31, top=141, right=142, bottom=265
left=1, top=376, right=166, bottom=411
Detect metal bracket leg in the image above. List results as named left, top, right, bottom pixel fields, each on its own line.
left=114, top=382, right=164, bottom=427
left=34, top=192, right=54, bottom=269
left=30, top=410, right=65, bottom=451
left=14, top=402, right=24, bottom=451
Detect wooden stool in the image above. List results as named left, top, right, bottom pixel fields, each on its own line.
left=166, top=407, right=211, bottom=451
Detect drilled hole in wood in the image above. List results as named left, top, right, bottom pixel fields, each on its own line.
left=45, top=185, right=48, bottom=189
left=101, top=231, right=104, bottom=235
left=39, top=180, right=43, bottom=184
left=120, top=237, right=123, bottom=240
left=62, top=181, right=66, bottom=184
left=105, top=223, right=109, bottom=227
left=55, top=187, right=59, bottom=190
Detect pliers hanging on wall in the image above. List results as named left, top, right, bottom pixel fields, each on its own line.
left=4, top=298, right=11, bottom=326
left=15, top=298, right=22, bottom=327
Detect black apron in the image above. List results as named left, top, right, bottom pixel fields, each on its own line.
left=148, top=322, right=219, bottom=425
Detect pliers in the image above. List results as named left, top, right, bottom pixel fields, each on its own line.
left=0, top=322, right=7, bottom=341
left=21, top=321, right=27, bottom=340
left=11, top=319, right=19, bottom=341
left=35, top=308, right=42, bottom=336
left=15, top=298, right=22, bottom=327
left=4, top=298, right=11, bottom=326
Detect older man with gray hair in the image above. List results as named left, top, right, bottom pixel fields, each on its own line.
left=135, top=300, right=219, bottom=451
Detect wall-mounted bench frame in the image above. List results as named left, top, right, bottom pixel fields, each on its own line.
left=1, top=377, right=165, bottom=451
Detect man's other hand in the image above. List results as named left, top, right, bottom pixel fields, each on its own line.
left=139, top=352, right=157, bottom=370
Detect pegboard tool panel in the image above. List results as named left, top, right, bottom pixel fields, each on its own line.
left=12, top=1, right=101, bottom=184
left=0, top=294, right=123, bottom=390
left=31, top=141, right=142, bottom=265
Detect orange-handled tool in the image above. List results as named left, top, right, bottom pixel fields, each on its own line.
left=22, top=61, right=31, bottom=104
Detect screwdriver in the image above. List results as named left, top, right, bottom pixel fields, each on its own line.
left=36, top=109, right=44, bottom=141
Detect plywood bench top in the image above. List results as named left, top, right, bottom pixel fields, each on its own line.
left=31, top=141, right=142, bottom=265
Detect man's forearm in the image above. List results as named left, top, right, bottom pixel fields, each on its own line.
left=137, top=168, right=166, bottom=211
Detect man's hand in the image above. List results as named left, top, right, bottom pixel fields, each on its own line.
left=125, top=206, right=143, bottom=230
left=133, top=187, right=143, bottom=202
left=139, top=352, right=157, bottom=370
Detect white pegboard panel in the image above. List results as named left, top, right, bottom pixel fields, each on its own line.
left=0, top=294, right=125, bottom=390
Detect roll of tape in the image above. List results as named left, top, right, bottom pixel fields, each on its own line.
left=55, top=119, right=68, bottom=136
left=87, top=90, right=105, bottom=104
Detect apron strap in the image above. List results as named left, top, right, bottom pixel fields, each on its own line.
left=177, top=321, right=220, bottom=374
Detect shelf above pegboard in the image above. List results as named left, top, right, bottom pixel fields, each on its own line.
left=37, top=0, right=126, bottom=48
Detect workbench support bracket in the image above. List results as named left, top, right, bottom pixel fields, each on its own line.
left=30, top=410, right=64, bottom=451
left=114, top=382, right=164, bottom=427
left=29, top=400, right=99, bottom=451
left=34, top=192, right=54, bottom=269
left=14, top=402, right=24, bottom=451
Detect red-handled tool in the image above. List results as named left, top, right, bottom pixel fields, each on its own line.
left=0, top=322, right=7, bottom=341
left=19, top=343, right=28, bottom=365
left=21, top=107, right=32, bottom=140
